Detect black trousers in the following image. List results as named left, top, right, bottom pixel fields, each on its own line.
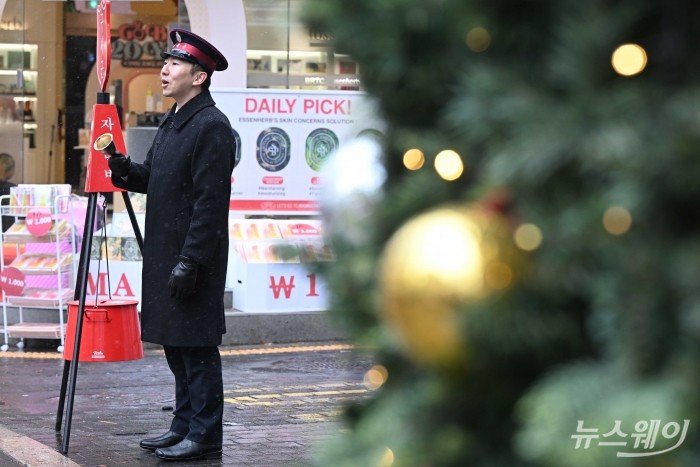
left=163, top=345, right=224, bottom=445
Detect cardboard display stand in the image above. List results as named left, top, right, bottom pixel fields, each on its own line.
left=228, top=218, right=330, bottom=312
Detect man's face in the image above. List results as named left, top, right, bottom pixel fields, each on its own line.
left=160, top=57, right=203, bottom=101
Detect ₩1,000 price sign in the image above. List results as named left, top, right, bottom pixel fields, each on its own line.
left=25, top=208, right=53, bottom=237
left=0, top=266, right=25, bottom=296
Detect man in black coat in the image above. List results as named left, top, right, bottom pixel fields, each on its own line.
left=109, top=29, right=234, bottom=462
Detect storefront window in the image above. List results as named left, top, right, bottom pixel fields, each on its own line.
left=243, top=0, right=360, bottom=90
left=0, top=0, right=29, bottom=184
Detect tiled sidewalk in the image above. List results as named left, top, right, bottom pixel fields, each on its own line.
left=0, top=343, right=372, bottom=466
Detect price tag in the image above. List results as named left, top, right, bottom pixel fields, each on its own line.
left=0, top=267, right=26, bottom=296
left=25, top=208, right=53, bottom=237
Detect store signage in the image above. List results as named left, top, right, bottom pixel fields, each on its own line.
left=25, top=208, right=53, bottom=237
left=86, top=261, right=142, bottom=307
left=243, top=97, right=352, bottom=114
left=309, top=28, right=333, bottom=47
left=269, top=273, right=321, bottom=299
left=85, top=104, right=126, bottom=193
left=0, top=267, right=25, bottom=296
left=113, top=20, right=168, bottom=68
left=232, top=259, right=329, bottom=312
left=213, top=89, right=382, bottom=214
left=305, top=77, right=362, bottom=87
left=87, top=271, right=135, bottom=298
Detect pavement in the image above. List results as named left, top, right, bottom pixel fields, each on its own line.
left=0, top=340, right=373, bottom=466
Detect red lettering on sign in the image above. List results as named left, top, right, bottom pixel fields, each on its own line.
left=114, top=274, right=134, bottom=297
left=269, top=275, right=295, bottom=299
left=335, top=99, right=349, bottom=114
left=122, top=20, right=146, bottom=41
left=303, top=99, right=314, bottom=113
left=88, top=272, right=134, bottom=297
left=245, top=97, right=297, bottom=113
left=118, top=20, right=166, bottom=41
left=306, top=273, right=319, bottom=297
left=88, top=272, right=108, bottom=296
left=145, top=24, right=168, bottom=42
left=302, top=98, right=350, bottom=115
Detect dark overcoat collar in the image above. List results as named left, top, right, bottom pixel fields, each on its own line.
left=159, top=91, right=216, bottom=130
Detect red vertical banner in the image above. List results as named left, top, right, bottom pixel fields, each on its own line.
left=96, top=0, right=111, bottom=92
left=85, top=104, right=125, bottom=193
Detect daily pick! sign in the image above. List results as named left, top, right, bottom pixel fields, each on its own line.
left=212, top=89, right=382, bottom=214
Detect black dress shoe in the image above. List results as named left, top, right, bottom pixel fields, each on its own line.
left=155, top=439, right=222, bottom=461
left=139, top=431, right=185, bottom=451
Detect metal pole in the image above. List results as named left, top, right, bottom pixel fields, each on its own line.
left=55, top=188, right=96, bottom=432
left=59, top=191, right=98, bottom=453
left=54, top=360, right=70, bottom=431
left=121, top=192, right=144, bottom=254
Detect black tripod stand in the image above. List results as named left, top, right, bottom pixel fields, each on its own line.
left=54, top=92, right=144, bottom=454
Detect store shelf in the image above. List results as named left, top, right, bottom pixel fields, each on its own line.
left=6, top=323, right=66, bottom=339
left=9, top=253, right=74, bottom=274
left=6, top=287, right=73, bottom=308
left=2, top=219, right=73, bottom=243
left=0, top=192, right=76, bottom=352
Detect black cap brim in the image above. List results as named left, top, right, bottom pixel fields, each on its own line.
left=160, top=50, right=199, bottom=66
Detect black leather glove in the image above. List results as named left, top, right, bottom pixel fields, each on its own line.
left=169, top=256, right=198, bottom=300
left=108, top=152, right=131, bottom=178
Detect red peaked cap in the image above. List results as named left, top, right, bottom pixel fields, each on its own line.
left=161, top=28, right=228, bottom=73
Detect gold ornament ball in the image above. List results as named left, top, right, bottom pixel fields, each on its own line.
left=378, top=204, right=517, bottom=368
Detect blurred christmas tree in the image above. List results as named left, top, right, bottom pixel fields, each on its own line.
left=304, top=0, right=700, bottom=466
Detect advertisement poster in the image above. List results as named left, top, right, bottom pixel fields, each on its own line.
left=212, top=89, right=383, bottom=214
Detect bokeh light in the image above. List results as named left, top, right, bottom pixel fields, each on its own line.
left=603, top=206, right=632, bottom=235
left=403, top=148, right=425, bottom=170
left=611, top=43, right=647, bottom=76
left=434, top=150, right=464, bottom=181
left=377, top=447, right=395, bottom=467
left=485, top=261, right=513, bottom=290
left=363, top=364, right=389, bottom=390
left=514, top=223, right=543, bottom=251
left=378, top=205, right=517, bottom=368
left=466, top=27, right=491, bottom=52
